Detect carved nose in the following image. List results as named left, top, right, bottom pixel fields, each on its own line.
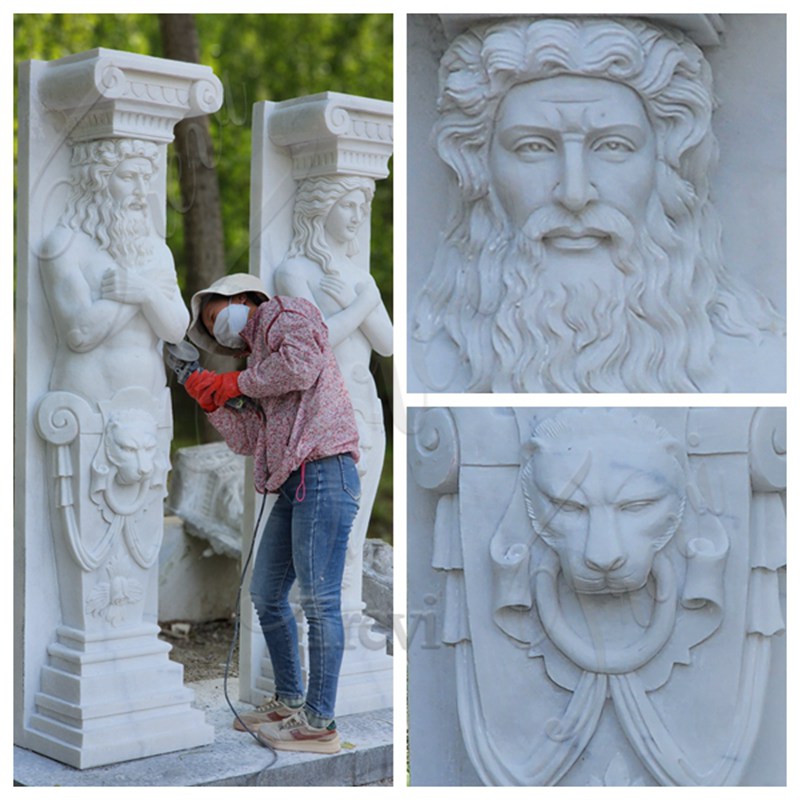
left=584, top=507, right=627, bottom=573
left=555, top=143, right=599, bottom=213
left=584, top=552, right=627, bottom=573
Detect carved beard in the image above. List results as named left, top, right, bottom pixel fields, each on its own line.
left=106, top=196, right=154, bottom=267
left=478, top=199, right=707, bottom=392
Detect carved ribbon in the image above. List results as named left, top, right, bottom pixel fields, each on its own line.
left=456, top=642, right=607, bottom=786
left=36, top=392, right=115, bottom=571
left=610, top=634, right=772, bottom=785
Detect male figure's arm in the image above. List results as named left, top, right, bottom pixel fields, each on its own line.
left=40, top=227, right=139, bottom=352
left=100, top=240, right=189, bottom=344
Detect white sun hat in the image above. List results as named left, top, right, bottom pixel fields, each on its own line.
left=187, top=273, right=269, bottom=356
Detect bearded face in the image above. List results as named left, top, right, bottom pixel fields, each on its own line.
left=414, top=72, right=723, bottom=392
left=488, top=76, right=656, bottom=254
left=478, top=178, right=707, bottom=393
left=411, top=17, right=775, bottom=393
left=104, top=156, right=155, bottom=265
left=65, top=150, right=156, bottom=266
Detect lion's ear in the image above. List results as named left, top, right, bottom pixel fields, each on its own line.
left=521, top=437, right=540, bottom=459
left=663, top=437, right=690, bottom=476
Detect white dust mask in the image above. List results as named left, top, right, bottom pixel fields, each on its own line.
left=213, top=302, right=250, bottom=349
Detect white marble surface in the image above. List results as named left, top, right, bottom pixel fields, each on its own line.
left=407, top=14, right=786, bottom=393
left=168, top=442, right=247, bottom=558
left=240, top=92, right=393, bottom=718
left=407, top=407, right=786, bottom=785
left=15, top=48, right=221, bottom=768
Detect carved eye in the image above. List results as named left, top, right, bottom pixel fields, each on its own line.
left=593, top=136, right=636, bottom=156
left=618, top=499, right=654, bottom=513
left=512, top=137, right=556, bottom=157
left=556, top=499, right=586, bottom=514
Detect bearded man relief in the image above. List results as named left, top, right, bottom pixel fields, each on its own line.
left=34, top=138, right=182, bottom=623
left=39, top=137, right=189, bottom=403
left=411, top=17, right=785, bottom=392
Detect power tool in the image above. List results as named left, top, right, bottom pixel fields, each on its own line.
left=164, top=340, right=250, bottom=410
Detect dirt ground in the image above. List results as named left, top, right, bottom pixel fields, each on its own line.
left=159, top=618, right=239, bottom=683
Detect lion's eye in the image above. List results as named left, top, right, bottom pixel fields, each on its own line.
left=619, top=499, right=654, bottom=513
left=557, top=499, right=586, bottom=514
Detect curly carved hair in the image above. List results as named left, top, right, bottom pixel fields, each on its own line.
left=286, top=175, right=375, bottom=273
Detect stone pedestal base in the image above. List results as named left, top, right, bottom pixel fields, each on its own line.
left=23, top=624, right=213, bottom=769
left=333, top=633, right=394, bottom=717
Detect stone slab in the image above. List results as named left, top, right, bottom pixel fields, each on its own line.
left=14, top=678, right=393, bottom=787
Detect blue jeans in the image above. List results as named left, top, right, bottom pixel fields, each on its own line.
left=249, top=454, right=360, bottom=726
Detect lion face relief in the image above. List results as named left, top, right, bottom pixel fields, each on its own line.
left=104, top=409, right=158, bottom=488
left=522, top=411, right=687, bottom=595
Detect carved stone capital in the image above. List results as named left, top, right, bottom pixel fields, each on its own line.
left=37, top=48, right=223, bottom=143
left=268, top=91, right=393, bottom=179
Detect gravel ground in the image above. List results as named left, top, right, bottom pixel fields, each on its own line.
left=160, top=618, right=239, bottom=682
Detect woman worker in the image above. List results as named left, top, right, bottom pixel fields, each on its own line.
left=184, top=272, right=360, bottom=755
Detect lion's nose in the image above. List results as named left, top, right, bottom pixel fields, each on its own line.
left=584, top=507, right=627, bottom=573
left=584, top=553, right=627, bottom=573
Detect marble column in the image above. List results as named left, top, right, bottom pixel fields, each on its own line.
left=15, top=48, right=222, bottom=768
left=241, top=91, right=394, bottom=716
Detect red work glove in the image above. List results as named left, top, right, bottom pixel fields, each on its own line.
left=185, top=370, right=218, bottom=412
left=185, top=370, right=243, bottom=412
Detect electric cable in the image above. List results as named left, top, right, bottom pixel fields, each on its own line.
left=222, top=486, right=279, bottom=766
left=165, top=346, right=278, bottom=762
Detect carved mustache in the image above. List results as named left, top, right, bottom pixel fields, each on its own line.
left=520, top=204, right=637, bottom=257
left=116, top=193, right=149, bottom=215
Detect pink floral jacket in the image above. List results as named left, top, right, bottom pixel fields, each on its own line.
left=207, top=296, right=359, bottom=493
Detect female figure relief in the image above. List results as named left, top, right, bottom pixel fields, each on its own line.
left=274, top=175, right=393, bottom=608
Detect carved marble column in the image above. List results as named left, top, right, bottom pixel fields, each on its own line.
left=408, top=407, right=786, bottom=785
left=15, top=48, right=222, bottom=768
left=241, top=92, right=394, bottom=716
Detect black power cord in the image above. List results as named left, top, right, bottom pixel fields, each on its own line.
left=222, top=487, right=279, bottom=767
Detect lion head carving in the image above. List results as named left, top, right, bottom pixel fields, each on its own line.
left=104, top=408, right=158, bottom=488
left=522, top=409, right=687, bottom=595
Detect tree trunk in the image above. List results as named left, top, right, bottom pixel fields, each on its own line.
left=159, top=13, right=227, bottom=442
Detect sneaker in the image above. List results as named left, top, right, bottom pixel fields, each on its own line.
left=232, top=696, right=300, bottom=732
left=256, top=709, right=341, bottom=754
